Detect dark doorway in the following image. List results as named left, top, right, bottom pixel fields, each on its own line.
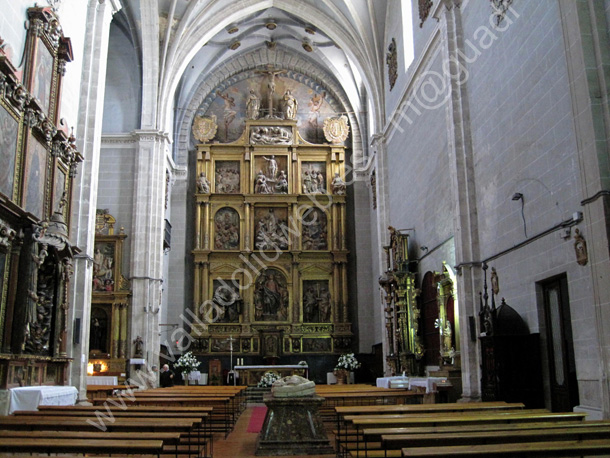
left=540, top=275, right=579, bottom=412
left=420, top=272, right=440, bottom=367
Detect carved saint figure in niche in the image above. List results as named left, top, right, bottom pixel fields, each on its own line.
left=133, top=335, right=144, bottom=357
left=196, top=172, right=210, bottom=194
left=282, top=90, right=298, bottom=119
left=213, top=280, right=242, bottom=323
left=263, top=155, right=278, bottom=179
left=303, top=280, right=331, bottom=322
left=254, top=170, right=271, bottom=194
left=254, top=208, right=288, bottom=251
left=214, top=207, right=240, bottom=250
left=254, top=269, right=288, bottom=321
left=275, top=170, right=288, bottom=194
left=302, top=163, right=326, bottom=194
left=89, top=310, right=108, bottom=354
left=331, top=172, right=346, bottom=195
left=246, top=90, right=260, bottom=120
left=490, top=267, right=499, bottom=296
left=215, top=161, right=240, bottom=193
left=302, top=208, right=327, bottom=250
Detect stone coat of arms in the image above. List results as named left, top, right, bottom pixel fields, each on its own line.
left=192, top=115, right=218, bottom=142
left=323, top=115, right=350, bottom=144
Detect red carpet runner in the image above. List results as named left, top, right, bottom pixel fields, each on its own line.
left=246, top=406, right=268, bottom=433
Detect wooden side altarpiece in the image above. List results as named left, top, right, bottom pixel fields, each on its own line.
left=0, top=7, right=82, bottom=388
left=88, top=210, right=130, bottom=380
left=190, top=116, right=352, bottom=357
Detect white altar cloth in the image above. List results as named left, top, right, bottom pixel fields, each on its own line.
left=86, top=375, right=118, bottom=385
left=376, top=376, right=409, bottom=388
left=9, top=385, right=78, bottom=414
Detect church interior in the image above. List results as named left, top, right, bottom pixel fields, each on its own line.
left=2, top=0, right=610, bottom=454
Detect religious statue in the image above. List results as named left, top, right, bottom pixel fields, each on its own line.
left=246, top=90, right=260, bottom=120
left=443, top=321, right=452, bottom=353
left=262, top=155, right=278, bottom=179
left=133, top=335, right=144, bottom=357
left=249, top=126, right=292, bottom=145
left=196, top=172, right=210, bottom=194
left=214, top=208, right=240, bottom=250
left=213, top=283, right=242, bottom=323
left=271, top=375, right=315, bottom=398
left=254, top=209, right=288, bottom=251
left=574, top=228, right=588, bottom=266
left=302, top=208, right=327, bottom=250
left=282, top=89, right=298, bottom=120
left=490, top=267, right=499, bottom=296
left=254, top=269, right=288, bottom=321
left=275, top=170, right=288, bottom=194
left=254, top=170, right=271, bottom=194
left=331, top=172, right=346, bottom=195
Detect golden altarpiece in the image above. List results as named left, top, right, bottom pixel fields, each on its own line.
left=379, top=227, right=461, bottom=387
left=189, top=108, right=352, bottom=359
left=87, top=210, right=131, bottom=380
left=0, top=7, right=82, bottom=388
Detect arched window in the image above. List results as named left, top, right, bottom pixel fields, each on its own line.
left=401, top=0, right=415, bottom=70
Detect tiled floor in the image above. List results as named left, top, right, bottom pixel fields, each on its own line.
left=214, top=404, right=335, bottom=457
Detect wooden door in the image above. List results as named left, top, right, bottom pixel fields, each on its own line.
left=542, top=276, right=579, bottom=412
left=421, top=272, right=440, bottom=366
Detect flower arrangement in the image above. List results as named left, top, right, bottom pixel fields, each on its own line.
left=174, top=351, right=201, bottom=375
left=257, top=371, right=281, bottom=387
left=335, top=353, right=361, bottom=371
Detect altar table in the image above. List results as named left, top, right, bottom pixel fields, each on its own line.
left=86, top=375, right=118, bottom=385
left=9, top=385, right=78, bottom=414
left=234, top=365, right=308, bottom=386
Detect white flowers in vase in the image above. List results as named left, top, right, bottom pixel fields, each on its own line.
left=174, top=351, right=201, bottom=377
left=335, top=353, right=361, bottom=372
left=258, top=371, right=280, bottom=387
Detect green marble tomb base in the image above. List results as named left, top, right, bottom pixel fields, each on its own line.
left=255, top=394, right=334, bottom=456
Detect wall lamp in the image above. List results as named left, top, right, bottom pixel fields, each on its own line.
left=512, top=192, right=527, bottom=237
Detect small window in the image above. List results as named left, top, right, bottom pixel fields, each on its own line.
left=401, top=0, right=415, bottom=70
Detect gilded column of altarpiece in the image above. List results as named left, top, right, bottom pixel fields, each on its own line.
left=190, top=118, right=351, bottom=357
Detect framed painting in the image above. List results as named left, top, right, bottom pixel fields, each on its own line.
left=31, top=36, right=55, bottom=116
left=52, top=164, right=67, bottom=214
left=23, top=134, right=49, bottom=220
left=0, top=103, right=20, bottom=200
left=93, top=241, right=116, bottom=292
left=214, top=160, right=240, bottom=194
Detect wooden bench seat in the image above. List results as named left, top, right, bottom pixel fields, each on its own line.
left=401, top=438, right=610, bottom=457
left=0, top=438, right=164, bottom=457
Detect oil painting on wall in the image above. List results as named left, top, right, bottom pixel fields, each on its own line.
left=32, top=38, right=54, bottom=115
left=93, top=242, right=115, bottom=292
left=0, top=105, right=19, bottom=200
left=23, top=135, right=48, bottom=219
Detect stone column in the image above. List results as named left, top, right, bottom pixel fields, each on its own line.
left=68, top=0, right=122, bottom=403
left=129, top=130, right=168, bottom=377
left=559, top=0, right=610, bottom=418
left=434, top=0, right=482, bottom=401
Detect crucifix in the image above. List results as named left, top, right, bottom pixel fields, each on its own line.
left=255, top=66, right=286, bottom=117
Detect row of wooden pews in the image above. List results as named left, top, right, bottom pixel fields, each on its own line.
left=333, top=401, right=610, bottom=458
left=316, top=384, right=426, bottom=424
left=0, top=385, right=247, bottom=458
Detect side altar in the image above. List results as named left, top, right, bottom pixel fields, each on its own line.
left=188, top=69, right=353, bottom=360
left=235, top=364, right=308, bottom=386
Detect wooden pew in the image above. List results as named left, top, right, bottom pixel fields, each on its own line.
left=333, top=402, right=524, bottom=456
left=7, top=412, right=209, bottom=457
left=0, top=430, right=183, bottom=457
left=0, top=438, right=164, bottom=457
left=401, top=438, right=610, bottom=457
left=343, top=411, right=587, bottom=458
